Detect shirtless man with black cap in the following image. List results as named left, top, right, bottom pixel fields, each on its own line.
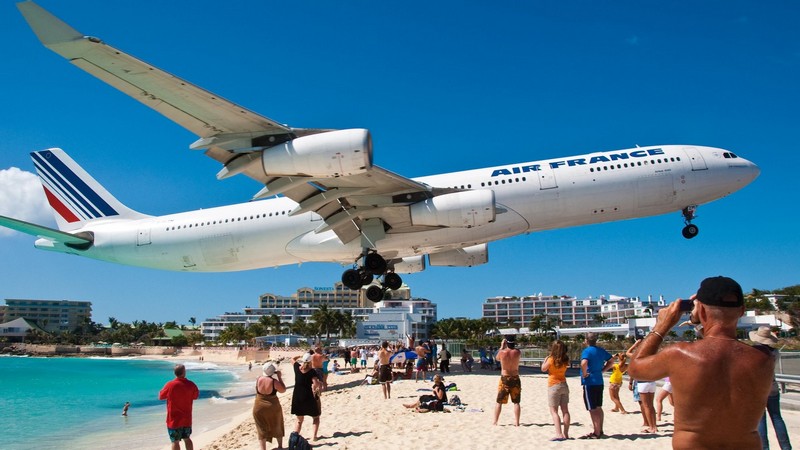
left=628, top=276, right=775, bottom=449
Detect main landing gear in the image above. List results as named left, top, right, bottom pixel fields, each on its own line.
left=341, top=252, right=403, bottom=302
left=681, top=205, right=699, bottom=239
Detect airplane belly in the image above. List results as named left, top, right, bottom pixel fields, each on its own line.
left=378, top=202, right=529, bottom=256
left=286, top=230, right=360, bottom=262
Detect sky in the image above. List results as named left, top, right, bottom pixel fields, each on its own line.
left=0, top=1, right=798, bottom=325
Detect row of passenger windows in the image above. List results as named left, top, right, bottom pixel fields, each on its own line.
left=481, top=177, right=528, bottom=188
left=446, top=176, right=533, bottom=190
left=165, top=210, right=291, bottom=231
left=451, top=156, right=681, bottom=189
left=589, top=157, right=680, bottom=172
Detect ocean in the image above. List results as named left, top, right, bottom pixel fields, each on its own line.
left=0, top=356, right=252, bottom=450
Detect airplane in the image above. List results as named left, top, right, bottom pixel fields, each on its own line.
left=3, top=2, right=760, bottom=302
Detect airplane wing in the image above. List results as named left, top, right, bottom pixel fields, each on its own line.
left=0, top=215, right=93, bottom=249
left=18, top=2, right=437, bottom=249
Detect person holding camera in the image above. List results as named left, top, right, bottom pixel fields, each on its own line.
left=628, top=276, right=775, bottom=450
left=493, top=337, right=522, bottom=426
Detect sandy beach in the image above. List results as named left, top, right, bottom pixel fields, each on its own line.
left=168, top=355, right=800, bottom=450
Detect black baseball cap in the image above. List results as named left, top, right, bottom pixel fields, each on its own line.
left=696, top=276, right=743, bottom=308
left=506, top=337, right=516, bottom=349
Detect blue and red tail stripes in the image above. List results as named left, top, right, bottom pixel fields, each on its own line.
left=31, top=150, right=119, bottom=223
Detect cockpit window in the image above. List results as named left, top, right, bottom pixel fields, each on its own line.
left=723, top=152, right=739, bottom=159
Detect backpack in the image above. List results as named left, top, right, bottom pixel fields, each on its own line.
left=288, top=431, right=312, bottom=450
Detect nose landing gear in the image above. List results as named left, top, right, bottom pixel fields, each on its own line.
left=341, top=251, right=403, bottom=302
left=681, top=205, right=699, bottom=239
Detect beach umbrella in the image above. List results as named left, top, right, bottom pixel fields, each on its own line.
left=390, top=350, right=418, bottom=364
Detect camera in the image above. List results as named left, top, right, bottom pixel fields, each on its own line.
left=679, top=299, right=694, bottom=312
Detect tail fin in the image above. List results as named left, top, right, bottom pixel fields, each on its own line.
left=31, top=148, right=147, bottom=231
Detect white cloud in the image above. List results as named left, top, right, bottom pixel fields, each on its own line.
left=0, top=167, right=54, bottom=237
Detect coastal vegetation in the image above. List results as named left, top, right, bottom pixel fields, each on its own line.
left=6, top=285, right=798, bottom=349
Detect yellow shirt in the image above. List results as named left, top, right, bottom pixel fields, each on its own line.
left=609, top=363, right=625, bottom=384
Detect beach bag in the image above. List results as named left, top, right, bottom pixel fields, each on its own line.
left=449, top=394, right=462, bottom=406
left=289, top=431, right=312, bottom=450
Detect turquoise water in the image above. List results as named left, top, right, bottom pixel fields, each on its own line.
left=0, top=356, right=245, bottom=450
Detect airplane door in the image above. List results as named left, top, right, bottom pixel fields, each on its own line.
left=137, top=228, right=151, bottom=246
left=538, top=165, right=558, bottom=190
left=683, top=146, right=708, bottom=171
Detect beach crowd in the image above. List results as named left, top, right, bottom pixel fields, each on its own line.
left=158, top=276, right=793, bottom=450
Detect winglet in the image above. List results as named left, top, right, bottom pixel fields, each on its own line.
left=17, top=1, right=85, bottom=48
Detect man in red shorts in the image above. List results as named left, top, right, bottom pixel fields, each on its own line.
left=159, top=364, right=200, bottom=450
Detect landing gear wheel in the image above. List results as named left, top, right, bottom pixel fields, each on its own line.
left=360, top=270, right=374, bottom=285
left=384, top=272, right=402, bottom=290
left=342, top=269, right=363, bottom=290
left=364, top=253, right=388, bottom=274
left=366, top=285, right=384, bottom=302
left=682, top=224, right=699, bottom=239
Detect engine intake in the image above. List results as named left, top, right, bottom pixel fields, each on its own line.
left=410, top=190, right=495, bottom=228
left=261, top=129, right=372, bottom=177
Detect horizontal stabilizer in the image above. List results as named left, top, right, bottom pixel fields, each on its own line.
left=0, top=215, right=93, bottom=248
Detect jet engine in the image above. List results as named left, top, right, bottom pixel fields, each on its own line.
left=261, top=128, right=372, bottom=177
left=410, top=190, right=495, bottom=228
left=428, top=244, right=488, bottom=267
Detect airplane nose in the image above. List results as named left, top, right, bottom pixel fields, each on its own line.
left=750, top=161, right=761, bottom=181
left=743, top=159, right=761, bottom=182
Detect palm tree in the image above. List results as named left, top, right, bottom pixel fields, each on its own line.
left=247, top=323, right=267, bottom=340
left=311, top=304, right=336, bottom=342
left=333, top=310, right=356, bottom=338
left=188, top=317, right=197, bottom=327
left=290, top=317, right=310, bottom=337
left=260, top=314, right=284, bottom=335
left=108, top=317, right=119, bottom=331
left=431, top=318, right=458, bottom=340
left=187, top=332, right=205, bottom=346
left=218, top=324, right=247, bottom=345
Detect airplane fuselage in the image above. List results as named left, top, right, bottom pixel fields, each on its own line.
left=35, top=145, right=759, bottom=272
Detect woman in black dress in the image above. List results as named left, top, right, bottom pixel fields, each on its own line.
left=291, top=352, right=323, bottom=441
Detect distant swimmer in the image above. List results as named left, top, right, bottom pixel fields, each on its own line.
left=122, top=401, right=130, bottom=416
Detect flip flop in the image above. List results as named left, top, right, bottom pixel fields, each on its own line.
left=578, top=433, right=596, bottom=439
left=549, top=437, right=566, bottom=442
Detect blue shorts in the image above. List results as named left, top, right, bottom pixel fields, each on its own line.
left=167, top=427, right=192, bottom=442
left=582, top=385, right=604, bottom=410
